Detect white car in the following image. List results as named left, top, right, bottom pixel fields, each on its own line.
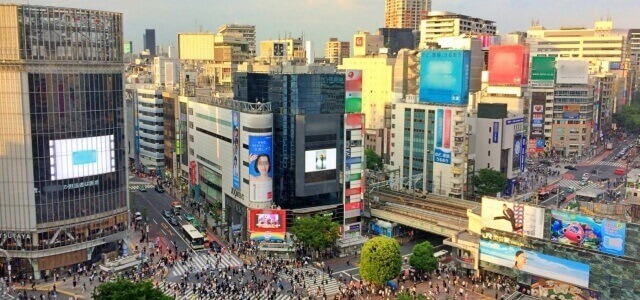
left=582, top=173, right=590, bottom=181
left=134, top=212, right=142, bottom=221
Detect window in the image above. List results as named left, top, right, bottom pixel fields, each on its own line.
left=488, top=151, right=491, bottom=156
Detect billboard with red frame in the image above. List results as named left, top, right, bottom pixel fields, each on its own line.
left=488, top=45, right=529, bottom=86
left=248, top=209, right=286, bottom=242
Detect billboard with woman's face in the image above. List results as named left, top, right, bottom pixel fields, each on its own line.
left=249, top=135, right=272, bottom=202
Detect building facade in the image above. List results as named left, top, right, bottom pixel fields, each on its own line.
left=419, top=11, right=496, bottom=48
left=324, top=38, right=350, bottom=65
left=135, top=87, right=165, bottom=172
left=0, top=4, right=128, bottom=278
left=218, top=24, right=256, bottom=57
left=144, top=28, right=156, bottom=56
left=384, top=0, right=430, bottom=31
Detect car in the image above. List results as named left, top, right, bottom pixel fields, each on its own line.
left=183, top=213, right=195, bottom=222
left=209, top=241, right=222, bottom=252
left=564, top=165, right=578, bottom=171
left=579, top=180, right=588, bottom=186
left=162, top=210, right=173, bottom=218
left=582, top=173, right=590, bottom=181
left=138, top=185, right=147, bottom=192
left=169, top=217, right=180, bottom=226
left=134, top=212, right=143, bottom=221
left=154, top=185, right=165, bottom=193
left=614, top=168, right=626, bottom=175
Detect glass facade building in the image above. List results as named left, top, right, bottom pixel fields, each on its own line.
left=0, top=4, right=127, bottom=279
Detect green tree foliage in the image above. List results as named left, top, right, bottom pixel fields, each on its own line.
left=365, top=148, right=383, bottom=170
left=290, top=215, right=340, bottom=254
left=409, top=241, right=438, bottom=274
left=93, top=279, right=172, bottom=300
left=614, top=100, right=640, bottom=133
left=359, top=236, right=402, bottom=286
left=474, top=168, right=508, bottom=197
left=397, top=292, right=428, bottom=300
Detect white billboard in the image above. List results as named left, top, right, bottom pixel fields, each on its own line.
left=50, top=135, right=116, bottom=180
left=555, top=60, right=589, bottom=84
left=305, top=149, right=337, bottom=173
left=481, top=196, right=545, bottom=239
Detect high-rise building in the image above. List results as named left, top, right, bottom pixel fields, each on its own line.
left=419, top=11, right=496, bottom=48
left=353, top=31, right=384, bottom=57
left=144, top=29, right=156, bottom=56
left=218, top=24, right=256, bottom=57
left=124, top=41, right=133, bottom=54
left=379, top=28, right=416, bottom=56
left=0, top=4, right=128, bottom=279
left=324, top=38, right=350, bottom=65
left=384, top=0, right=430, bottom=31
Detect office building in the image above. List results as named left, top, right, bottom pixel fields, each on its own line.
left=233, top=72, right=345, bottom=219
left=477, top=45, right=530, bottom=115
left=134, top=87, right=165, bottom=173
left=258, top=38, right=306, bottom=65
left=218, top=24, right=256, bottom=57
left=305, top=41, right=315, bottom=65
left=154, top=56, right=180, bottom=89
left=384, top=0, right=430, bottom=31
left=144, top=29, right=156, bottom=56
left=325, top=38, right=350, bottom=65
left=419, top=11, right=496, bottom=48
left=0, top=4, right=128, bottom=278
left=353, top=31, right=384, bottom=57
left=379, top=28, right=416, bottom=56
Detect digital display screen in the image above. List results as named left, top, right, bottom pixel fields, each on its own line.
left=255, top=213, right=282, bottom=229
left=305, top=148, right=337, bottom=173
left=50, top=135, right=115, bottom=180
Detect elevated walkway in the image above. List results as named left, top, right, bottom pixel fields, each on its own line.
left=370, top=202, right=468, bottom=237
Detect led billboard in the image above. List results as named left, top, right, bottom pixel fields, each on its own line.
left=419, top=50, right=470, bottom=105
left=513, top=132, right=525, bottom=172
left=550, top=210, right=626, bottom=256
left=481, top=197, right=545, bottom=238
left=248, top=209, right=286, bottom=242
left=249, top=135, right=273, bottom=202
left=480, top=240, right=590, bottom=287
left=434, top=108, right=452, bottom=164
left=530, top=92, right=546, bottom=137
left=556, top=60, right=589, bottom=85
left=531, top=276, right=600, bottom=300
left=49, top=135, right=115, bottom=181
left=530, top=56, right=556, bottom=82
left=562, top=104, right=580, bottom=120
left=488, top=45, right=529, bottom=86
left=232, top=111, right=241, bottom=190
left=305, top=149, right=337, bottom=172
left=345, top=70, right=362, bottom=113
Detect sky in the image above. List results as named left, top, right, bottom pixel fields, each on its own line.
left=14, top=0, right=640, bottom=55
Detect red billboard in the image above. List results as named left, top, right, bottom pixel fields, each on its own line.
left=248, top=209, right=286, bottom=242
left=189, top=161, right=197, bottom=185
left=488, top=45, right=530, bottom=86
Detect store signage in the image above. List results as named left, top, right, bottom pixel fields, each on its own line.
left=481, top=231, right=526, bottom=248
left=0, top=232, right=30, bottom=240
left=231, top=188, right=245, bottom=200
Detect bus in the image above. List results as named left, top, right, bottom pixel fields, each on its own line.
left=181, top=224, right=205, bottom=250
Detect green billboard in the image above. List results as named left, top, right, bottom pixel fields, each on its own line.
left=530, top=56, right=556, bottom=81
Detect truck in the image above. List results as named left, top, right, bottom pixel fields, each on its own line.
left=606, top=142, right=613, bottom=150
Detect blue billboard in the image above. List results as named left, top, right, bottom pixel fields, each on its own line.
left=550, top=210, right=626, bottom=256
left=232, top=111, right=241, bottom=190
left=249, top=135, right=273, bottom=202
left=419, top=50, right=471, bottom=105
left=480, top=240, right=590, bottom=287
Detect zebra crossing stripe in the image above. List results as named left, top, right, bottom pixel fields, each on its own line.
left=170, top=253, right=242, bottom=277
left=278, top=266, right=344, bottom=296
left=158, top=281, right=291, bottom=300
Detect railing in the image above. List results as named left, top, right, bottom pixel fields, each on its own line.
left=1, top=226, right=128, bottom=252
left=194, top=96, right=272, bottom=114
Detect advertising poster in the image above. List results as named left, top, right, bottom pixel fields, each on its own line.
left=556, top=60, right=589, bottom=85
left=530, top=56, right=556, bottom=83
left=344, top=113, right=364, bottom=225
left=189, top=161, right=197, bottom=185
left=530, top=92, right=546, bottom=137
left=488, top=45, right=529, bottom=86
left=249, top=135, right=273, bottom=202
left=49, top=135, right=116, bottom=181
left=550, top=210, right=626, bottom=256
left=513, top=132, right=524, bottom=172
left=520, top=135, right=527, bottom=171
left=305, top=149, right=338, bottom=172
left=419, top=49, right=471, bottom=105
left=248, top=209, right=286, bottom=242
left=479, top=240, right=590, bottom=287
left=481, top=197, right=545, bottom=238
left=492, top=121, right=500, bottom=143
left=345, top=70, right=362, bottom=113
left=562, top=104, right=581, bottom=120
left=434, top=108, right=452, bottom=164
left=232, top=111, right=241, bottom=190
left=531, top=276, right=600, bottom=300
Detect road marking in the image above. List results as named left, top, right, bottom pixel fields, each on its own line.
left=152, top=219, right=158, bottom=225
left=161, top=229, right=167, bottom=236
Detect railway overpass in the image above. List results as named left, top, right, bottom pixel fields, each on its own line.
left=368, top=188, right=479, bottom=237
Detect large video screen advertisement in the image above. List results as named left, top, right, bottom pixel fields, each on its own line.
left=434, top=108, right=452, bottom=164
left=305, top=149, right=337, bottom=172
left=480, top=240, right=590, bottom=287
left=49, top=135, right=115, bottom=180
left=550, top=210, right=626, bottom=256
left=481, top=197, right=545, bottom=238
left=232, top=111, right=241, bottom=190
left=249, top=209, right=286, bottom=242
left=419, top=49, right=470, bottom=105
left=249, top=135, right=273, bottom=202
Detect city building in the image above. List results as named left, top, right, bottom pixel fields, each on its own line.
left=324, top=38, right=350, bottom=65
left=353, top=31, right=384, bottom=57
left=134, top=87, right=165, bottom=173
left=153, top=56, right=180, bottom=89
left=258, top=38, right=306, bottom=65
left=144, top=28, right=156, bottom=56
left=218, top=24, right=256, bottom=57
left=0, top=4, right=128, bottom=279
left=592, top=73, right=615, bottom=143
left=419, top=11, right=496, bottom=48
left=384, top=0, right=430, bottom=31
left=233, top=71, right=346, bottom=220
left=379, top=28, right=416, bottom=56
left=124, top=41, right=133, bottom=54
left=477, top=45, right=530, bottom=115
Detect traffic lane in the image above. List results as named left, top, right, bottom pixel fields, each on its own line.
left=134, top=190, right=190, bottom=252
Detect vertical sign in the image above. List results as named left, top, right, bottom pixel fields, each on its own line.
left=345, top=70, right=363, bottom=113
left=343, top=70, right=364, bottom=237
left=520, top=134, right=527, bottom=171
left=434, top=109, right=452, bottom=164
left=273, top=43, right=285, bottom=57
left=248, top=135, right=273, bottom=202
left=232, top=111, right=241, bottom=190
left=492, top=122, right=499, bottom=143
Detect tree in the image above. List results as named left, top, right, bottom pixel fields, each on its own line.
left=473, top=168, right=508, bottom=197
left=359, top=236, right=402, bottom=286
left=365, top=148, right=383, bottom=171
left=397, top=292, right=428, bottom=300
left=409, top=241, right=438, bottom=275
left=290, top=215, right=340, bottom=257
left=93, top=279, right=172, bottom=300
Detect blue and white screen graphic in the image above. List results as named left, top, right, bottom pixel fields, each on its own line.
left=50, top=135, right=115, bottom=180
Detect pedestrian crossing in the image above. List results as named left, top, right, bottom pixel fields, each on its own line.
left=157, top=281, right=291, bottom=300
left=278, top=266, right=345, bottom=297
left=556, top=179, right=602, bottom=190
left=590, top=161, right=626, bottom=168
left=128, top=183, right=154, bottom=190
left=169, top=251, right=243, bottom=277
